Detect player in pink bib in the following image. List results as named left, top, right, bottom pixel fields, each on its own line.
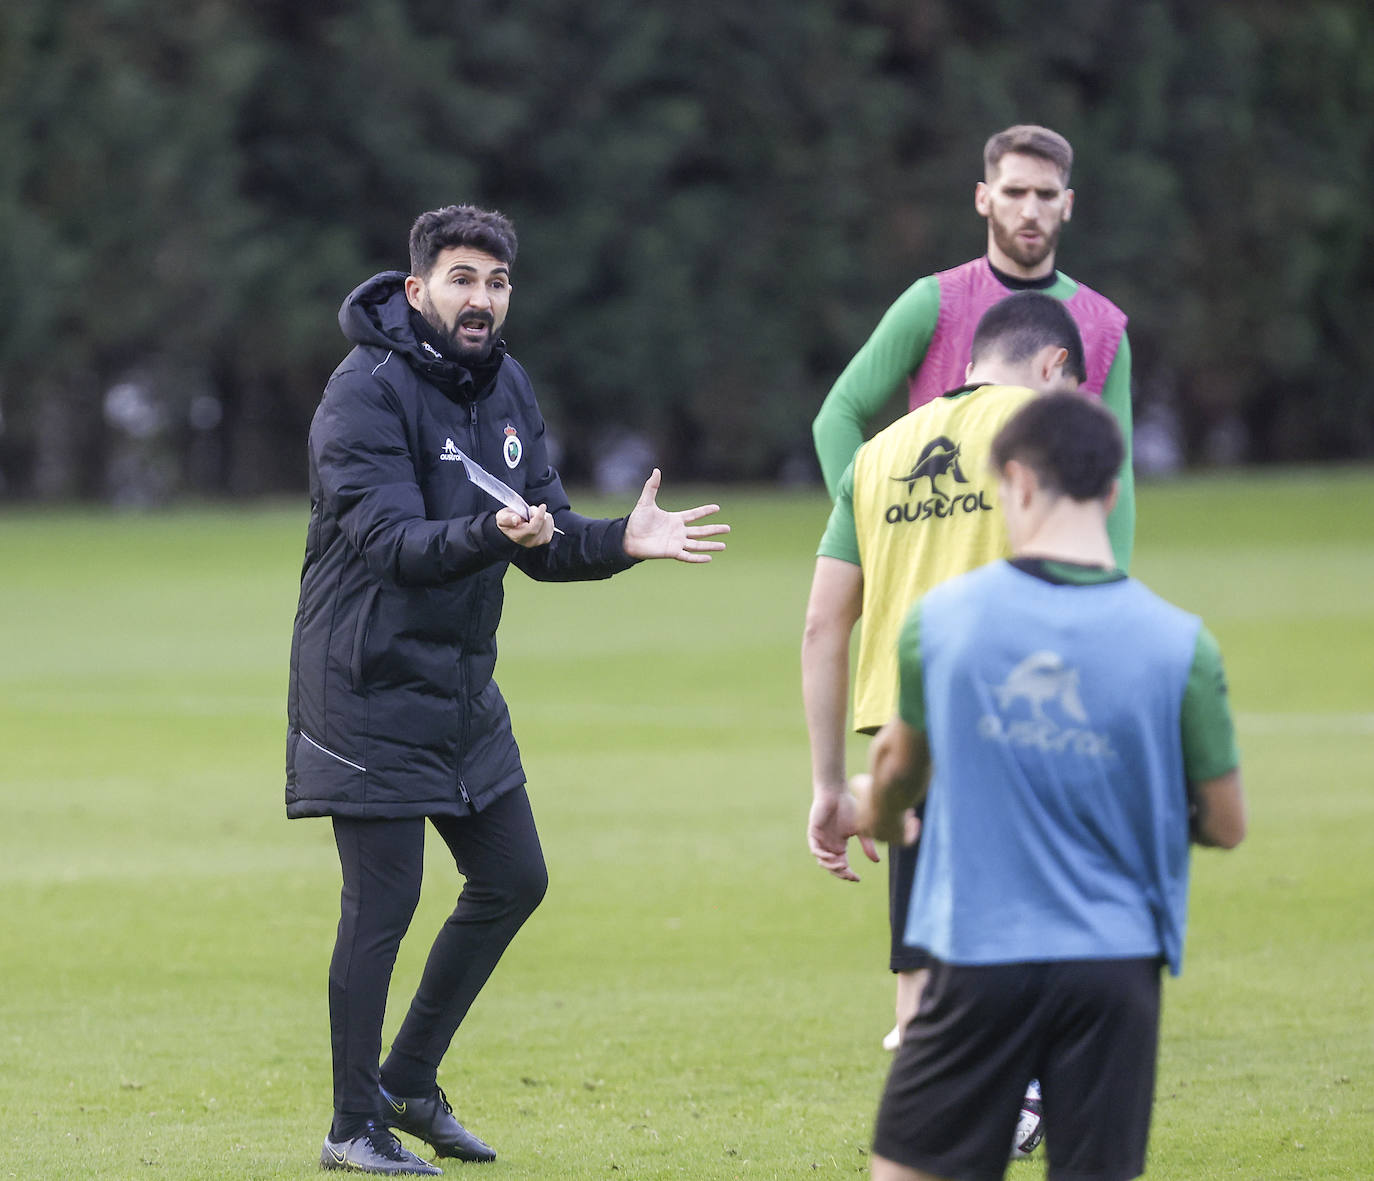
left=813, top=125, right=1133, bottom=570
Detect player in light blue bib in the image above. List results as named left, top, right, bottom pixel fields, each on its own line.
left=851, top=391, right=1246, bottom=1181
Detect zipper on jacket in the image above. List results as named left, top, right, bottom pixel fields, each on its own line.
left=457, top=394, right=482, bottom=812
left=461, top=395, right=480, bottom=810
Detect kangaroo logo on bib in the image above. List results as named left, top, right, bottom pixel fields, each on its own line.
left=884, top=434, right=991, bottom=525
left=893, top=436, right=968, bottom=498
left=503, top=425, right=522, bottom=469
left=978, top=650, right=1116, bottom=759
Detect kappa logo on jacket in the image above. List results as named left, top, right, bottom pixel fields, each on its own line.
left=440, top=438, right=462, bottom=462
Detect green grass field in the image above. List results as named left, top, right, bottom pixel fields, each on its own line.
left=2, top=468, right=1372, bottom=1179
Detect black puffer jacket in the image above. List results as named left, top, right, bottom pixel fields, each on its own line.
left=286, top=272, right=636, bottom=819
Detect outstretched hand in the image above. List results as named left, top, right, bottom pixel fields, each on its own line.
left=623, top=469, right=730, bottom=563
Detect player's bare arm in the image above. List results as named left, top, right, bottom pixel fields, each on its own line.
left=1189, top=767, right=1247, bottom=849
left=801, top=557, right=878, bottom=880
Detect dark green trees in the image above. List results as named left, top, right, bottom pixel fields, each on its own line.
left=1, top=0, right=1370, bottom=497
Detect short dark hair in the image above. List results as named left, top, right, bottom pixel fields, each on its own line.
left=983, top=124, right=1074, bottom=185
left=969, top=292, right=1087, bottom=385
left=408, top=205, right=518, bottom=277
left=990, top=391, right=1124, bottom=502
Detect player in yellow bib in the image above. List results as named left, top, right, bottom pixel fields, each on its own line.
left=803, top=292, right=1089, bottom=1044
left=845, top=383, right=1039, bottom=731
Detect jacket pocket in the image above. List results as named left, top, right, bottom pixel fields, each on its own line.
left=296, top=728, right=367, bottom=775
left=349, top=583, right=381, bottom=693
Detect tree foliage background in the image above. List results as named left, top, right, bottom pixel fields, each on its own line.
left=1, top=0, right=1371, bottom=499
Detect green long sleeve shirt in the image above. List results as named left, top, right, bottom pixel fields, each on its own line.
left=812, top=269, right=1136, bottom=571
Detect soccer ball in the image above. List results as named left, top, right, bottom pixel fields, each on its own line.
left=1010, top=1079, right=1044, bottom=1159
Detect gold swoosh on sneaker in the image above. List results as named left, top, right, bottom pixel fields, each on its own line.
left=386, top=1095, right=407, bottom=1115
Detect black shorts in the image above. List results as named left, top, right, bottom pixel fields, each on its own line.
left=887, top=804, right=929, bottom=973
left=872, top=956, right=1161, bottom=1181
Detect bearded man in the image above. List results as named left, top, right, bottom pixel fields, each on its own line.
left=287, top=204, right=728, bottom=1175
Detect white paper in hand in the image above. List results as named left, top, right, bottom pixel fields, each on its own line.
left=456, top=449, right=564, bottom=534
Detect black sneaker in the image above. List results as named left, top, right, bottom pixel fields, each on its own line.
left=320, top=1118, right=443, bottom=1175
left=381, top=1084, right=496, bottom=1163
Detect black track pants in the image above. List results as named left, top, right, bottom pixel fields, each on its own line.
left=328, top=787, right=547, bottom=1121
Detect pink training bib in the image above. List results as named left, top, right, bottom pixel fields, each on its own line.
left=907, top=258, right=1127, bottom=412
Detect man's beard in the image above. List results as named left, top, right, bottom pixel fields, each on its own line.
left=420, top=295, right=496, bottom=362
left=990, top=216, right=1062, bottom=271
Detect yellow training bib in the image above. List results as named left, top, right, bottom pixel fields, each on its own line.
left=850, top=384, right=1038, bottom=732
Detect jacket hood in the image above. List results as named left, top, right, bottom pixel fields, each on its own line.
left=338, top=271, right=506, bottom=399
left=339, top=271, right=415, bottom=352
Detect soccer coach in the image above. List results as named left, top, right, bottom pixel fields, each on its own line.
left=851, top=392, right=1246, bottom=1181
left=286, top=204, right=728, bottom=1175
